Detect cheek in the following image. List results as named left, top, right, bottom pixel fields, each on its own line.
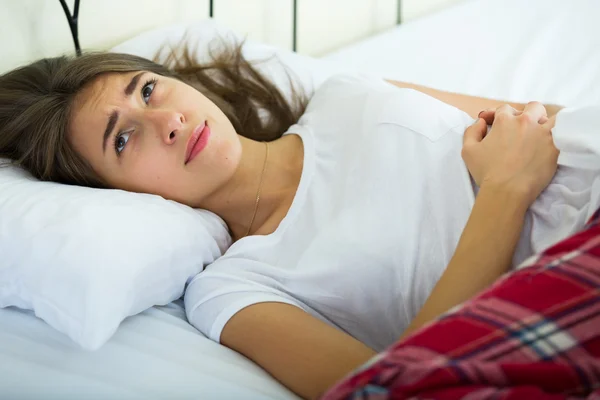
left=123, top=154, right=180, bottom=192
left=200, top=134, right=241, bottom=176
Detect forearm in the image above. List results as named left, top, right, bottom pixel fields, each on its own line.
left=543, top=104, right=564, bottom=118
left=400, top=184, right=528, bottom=339
left=386, top=79, right=563, bottom=119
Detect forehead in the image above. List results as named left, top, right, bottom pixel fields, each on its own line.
left=68, top=72, right=139, bottom=161
left=74, top=71, right=137, bottom=120
left=70, top=71, right=140, bottom=133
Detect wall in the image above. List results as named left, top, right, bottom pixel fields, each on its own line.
left=0, top=0, right=465, bottom=74
left=402, top=0, right=467, bottom=21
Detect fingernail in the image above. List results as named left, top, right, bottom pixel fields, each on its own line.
left=478, top=110, right=486, bottom=118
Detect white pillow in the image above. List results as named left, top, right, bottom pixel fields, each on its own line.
left=110, top=18, right=354, bottom=99
left=0, top=161, right=231, bottom=350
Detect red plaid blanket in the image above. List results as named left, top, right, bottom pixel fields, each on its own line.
left=322, top=209, right=600, bottom=400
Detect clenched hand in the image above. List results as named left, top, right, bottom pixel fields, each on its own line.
left=462, top=102, right=559, bottom=207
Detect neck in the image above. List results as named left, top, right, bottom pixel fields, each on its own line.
left=200, top=134, right=303, bottom=242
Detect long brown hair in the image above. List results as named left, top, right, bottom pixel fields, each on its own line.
left=0, top=41, right=308, bottom=188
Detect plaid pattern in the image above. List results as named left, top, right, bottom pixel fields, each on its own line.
left=321, top=208, right=600, bottom=400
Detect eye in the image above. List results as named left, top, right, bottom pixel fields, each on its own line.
left=141, top=78, right=157, bottom=104
left=114, top=131, right=131, bottom=156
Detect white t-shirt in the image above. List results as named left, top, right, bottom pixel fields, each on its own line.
left=185, top=74, right=600, bottom=352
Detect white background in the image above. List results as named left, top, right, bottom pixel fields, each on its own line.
left=0, top=0, right=465, bottom=74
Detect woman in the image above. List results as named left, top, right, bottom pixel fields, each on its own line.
left=0, top=43, right=574, bottom=399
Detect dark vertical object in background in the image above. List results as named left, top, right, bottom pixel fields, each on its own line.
left=59, top=0, right=82, bottom=56
left=58, top=0, right=396, bottom=56
left=209, top=0, right=298, bottom=52
left=397, top=0, right=402, bottom=24
left=206, top=0, right=395, bottom=52
left=292, top=0, right=298, bottom=52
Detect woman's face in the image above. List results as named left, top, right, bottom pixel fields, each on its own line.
left=69, top=70, right=242, bottom=207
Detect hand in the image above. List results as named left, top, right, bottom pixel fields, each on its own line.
left=462, top=102, right=559, bottom=207
left=478, top=104, right=550, bottom=125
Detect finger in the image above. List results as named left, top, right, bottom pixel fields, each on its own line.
left=495, top=104, right=519, bottom=119
left=522, top=101, right=548, bottom=124
left=478, top=107, right=523, bottom=125
left=543, top=114, right=557, bottom=129
left=478, top=109, right=495, bottom=125
left=463, top=118, right=487, bottom=146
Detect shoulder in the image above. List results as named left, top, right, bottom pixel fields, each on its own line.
left=298, top=73, right=391, bottom=125
left=183, top=256, right=309, bottom=342
left=312, top=73, right=391, bottom=99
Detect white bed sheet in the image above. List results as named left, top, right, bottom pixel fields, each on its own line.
left=3, top=1, right=600, bottom=399
left=0, top=302, right=298, bottom=399
left=323, top=0, right=600, bottom=107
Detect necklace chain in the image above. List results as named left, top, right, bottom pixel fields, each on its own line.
left=245, top=141, right=269, bottom=237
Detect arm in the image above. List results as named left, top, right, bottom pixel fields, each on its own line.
left=385, top=79, right=564, bottom=119
left=221, top=302, right=377, bottom=400
left=401, top=183, right=526, bottom=339
left=401, top=104, right=559, bottom=339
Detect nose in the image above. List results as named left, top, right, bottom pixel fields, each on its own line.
left=146, top=109, right=185, bottom=144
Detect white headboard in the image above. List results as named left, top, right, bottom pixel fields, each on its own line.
left=0, top=0, right=466, bottom=75
left=0, top=0, right=215, bottom=74
left=1, top=0, right=410, bottom=74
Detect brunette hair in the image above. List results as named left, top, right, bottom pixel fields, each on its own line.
left=0, top=41, right=308, bottom=188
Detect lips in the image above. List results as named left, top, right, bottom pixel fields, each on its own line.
left=185, top=121, right=207, bottom=164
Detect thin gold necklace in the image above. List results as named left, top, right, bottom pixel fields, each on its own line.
left=245, top=141, right=269, bottom=237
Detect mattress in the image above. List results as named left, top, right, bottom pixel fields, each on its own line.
left=0, top=302, right=298, bottom=399
left=323, top=0, right=600, bottom=107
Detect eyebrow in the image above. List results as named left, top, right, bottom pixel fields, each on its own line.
left=102, top=72, right=145, bottom=154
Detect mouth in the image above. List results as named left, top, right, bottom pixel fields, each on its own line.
left=185, top=121, right=210, bottom=164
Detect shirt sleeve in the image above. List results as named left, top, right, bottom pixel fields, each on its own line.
left=183, top=258, right=310, bottom=343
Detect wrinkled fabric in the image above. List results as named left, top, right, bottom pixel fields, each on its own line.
left=322, top=208, right=600, bottom=400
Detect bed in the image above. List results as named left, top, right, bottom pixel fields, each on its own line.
left=1, top=0, right=599, bottom=398
left=323, top=0, right=600, bottom=107
left=0, top=300, right=295, bottom=399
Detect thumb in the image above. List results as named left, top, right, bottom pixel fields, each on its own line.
left=463, top=118, right=487, bottom=146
